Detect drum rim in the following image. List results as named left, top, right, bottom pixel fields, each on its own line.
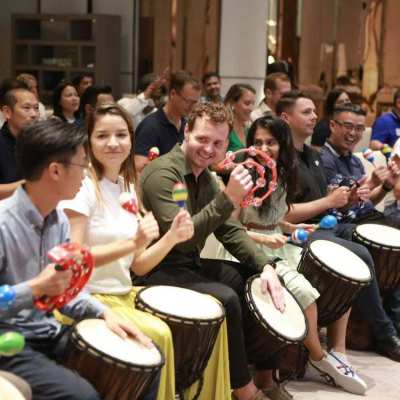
left=0, top=375, right=25, bottom=400
left=135, top=285, right=226, bottom=325
left=245, top=275, right=308, bottom=344
left=303, top=241, right=372, bottom=284
left=71, top=319, right=165, bottom=370
left=353, top=224, right=400, bottom=251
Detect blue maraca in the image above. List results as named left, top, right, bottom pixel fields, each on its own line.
left=318, top=215, right=338, bottom=230
left=0, top=285, right=16, bottom=310
left=288, top=228, right=309, bottom=245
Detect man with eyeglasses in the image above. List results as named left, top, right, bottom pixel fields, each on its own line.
left=0, top=84, right=40, bottom=199
left=277, top=92, right=400, bottom=364
left=320, top=104, right=399, bottom=224
left=134, top=70, right=201, bottom=174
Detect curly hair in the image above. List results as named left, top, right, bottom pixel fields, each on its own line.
left=186, top=101, right=234, bottom=132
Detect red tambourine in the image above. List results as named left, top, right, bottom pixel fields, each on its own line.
left=34, top=243, right=94, bottom=311
left=217, top=146, right=278, bottom=207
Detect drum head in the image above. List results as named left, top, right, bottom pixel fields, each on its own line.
left=309, top=240, right=371, bottom=282
left=356, top=224, right=400, bottom=248
left=0, top=376, right=25, bottom=400
left=249, top=277, right=307, bottom=342
left=75, top=319, right=162, bottom=367
left=138, top=286, right=224, bottom=320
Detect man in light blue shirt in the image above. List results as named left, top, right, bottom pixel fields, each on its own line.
left=0, top=120, right=153, bottom=400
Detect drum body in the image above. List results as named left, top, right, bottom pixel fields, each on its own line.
left=0, top=376, right=25, bottom=400
left=64, top=319, right=164, bottom=400
left=297, top=240, right=372, bottom=326
left=244, top=275, right=307, bottom=358
left=135, top=286, right=225, bottom=393
left=353, top=224, right=400, bottom=291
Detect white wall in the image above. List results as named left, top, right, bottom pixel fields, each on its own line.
left=219, top=0, right=267, bottom=102
left=93, top=0, right=135, bottom=95
left=0, top=0, right=37, bottom=81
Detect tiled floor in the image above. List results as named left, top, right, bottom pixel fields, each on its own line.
left=286, top=350, right=400, bottom=399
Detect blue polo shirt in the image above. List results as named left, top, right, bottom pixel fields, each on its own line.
left=320, top=142, right=375, bottom=218
left=0, top=123, right=20, bottom=184
left=371, top=110, right=400, bottom=147
left=135, top=108, right=185, bottom=157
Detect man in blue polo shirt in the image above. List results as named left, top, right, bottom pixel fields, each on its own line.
left=320, top=104, right=398, bottom=223
left=370, top=89, right=400, bottom=149
left=134, top=71, right=201, bottom=174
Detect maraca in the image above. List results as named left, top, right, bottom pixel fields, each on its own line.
left=382, top=144, right=392, bottom=162
left=119, top=192, right=139, bottom=215
left=288, top=228, right=309, bottom=245
left=0, top=285, right=16, bottom=310
left=172, top=182, right=188, bottom=208
left=362, top=148, right=375, bottom=165
left=317, top=215, right=338, bottom=230
left=148, top=147, right=160, bottom=161
left=0, top=331, right=25, bottom=356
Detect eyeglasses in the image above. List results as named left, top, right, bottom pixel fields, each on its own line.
left=177, top=92, right=198, bottom=107
left=333, top=120, right=365, bottom=133
left=62, top=161, right=90, bottom=175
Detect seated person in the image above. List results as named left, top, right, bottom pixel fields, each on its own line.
left=79, top=85, right=114, bottom=120
left=224, top=83, right=256, bottom=152
left=72, top=73, right=94, bottom=97
left=320, top=104, right=399, bottom=224
left=134, top=71, right=201, bottom=174
left=118, top=72, right=167, bottom=128
left=277, top=91, right=400, bottom=362
left=16, top=73, right=47, bottom=121
left=52, top=81, right=80, bottom=125
left=201, top=72, right=223, bottom=103
left=216, top=116, right=367, bottom=395
left=61, top=104, right=230, bottom=400
left=311, top=89, right=350, bottom=150
left=0, top=83, right=40, bottom=199
left=140, top=101, right=287, bottom=400
left=370, top=89, right=400, bottom=150
left=0, top=119, right=156, bottom=400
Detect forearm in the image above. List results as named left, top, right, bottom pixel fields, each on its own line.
left=369, top=185, right=388, bottom=205
left=247, top=230, right=267, bottom=245
left=131, top=231, right=177, bottom=276
left=91, top=240, right=136, bottom=267
left=0, top=180, right=24, bottom=200
left=285, top=198, right=331, bottom=223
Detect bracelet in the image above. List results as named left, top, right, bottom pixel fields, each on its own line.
left=265, top=257, right=282, bottom=270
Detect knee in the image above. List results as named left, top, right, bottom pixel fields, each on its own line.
left=219, top=287, right=242, bottom=316
left=65, top=378, right=100, bottom=400
left=140, top=317, right=173, bottom=348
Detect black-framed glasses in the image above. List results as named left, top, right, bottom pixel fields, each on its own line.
left=177, top=92, right=198, bottom=106
left=334, top=120, right=365, bottom=133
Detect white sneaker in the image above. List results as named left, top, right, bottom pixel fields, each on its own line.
left=308, top=351, right=367, bottom=395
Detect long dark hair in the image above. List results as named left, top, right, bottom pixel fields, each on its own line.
left=246, top=116, right=298, bottom=207
left=52, top=80, right=80, bottom=122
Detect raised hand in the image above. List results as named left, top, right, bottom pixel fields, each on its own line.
left=133, top=212, right=160, bottom=250
left=224, top=165, right=253, bottom=208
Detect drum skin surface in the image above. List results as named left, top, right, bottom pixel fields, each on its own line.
left=64, top=319, right=164, bottom=400
left=243, top=275, right=307, bottom=359
left=298, top=240, right=372, bottom=326
left=353, top=224, right=400, bottom=292
left=135, top=286, right=225, bottom=394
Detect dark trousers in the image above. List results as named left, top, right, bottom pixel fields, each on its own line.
left=142, top=259, right=276, bottom=389
left=0, top=327, right=159, bottom=400
left=310, top=223, right=398, bottom=340
left=0, top=328, right=99, bottom=400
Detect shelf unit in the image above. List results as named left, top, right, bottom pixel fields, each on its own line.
left=12, top=14, right=121, bottom=104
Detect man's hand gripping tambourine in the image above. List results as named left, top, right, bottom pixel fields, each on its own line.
left=34, top=243, right=94, bottom=311
left=217, top=146, right=278, bottom=207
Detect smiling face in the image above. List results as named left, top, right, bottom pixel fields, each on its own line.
left=329, top=111, right=366, bottom=155
left=90, top=114, right=132, bottom=174
left=252, top=127, right=280, bottom=163
left=182, top=115, right=229, bottom=177
left=233, top=89, right=255, bottom=123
